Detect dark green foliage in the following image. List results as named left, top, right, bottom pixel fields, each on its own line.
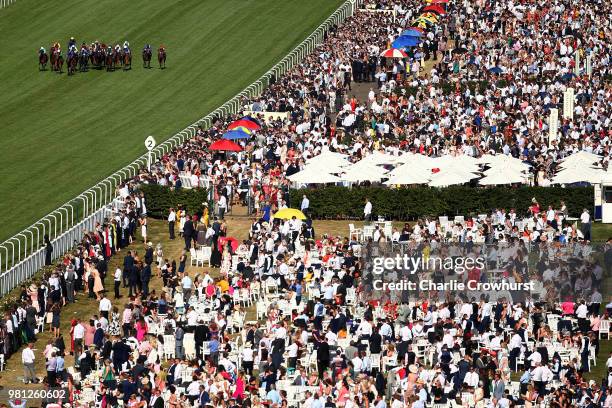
left=138, top=185, right=209, bottom=219
left=290, top=186, right=593, bottom=220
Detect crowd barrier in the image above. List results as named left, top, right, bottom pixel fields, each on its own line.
left=0, top=0, right=16, bottom=9
left=0, top=0, right=363, bottom=296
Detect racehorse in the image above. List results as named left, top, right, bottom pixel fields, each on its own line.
left=113, top=49, right=122, bottom=69
left=142, top=48, right=152, bottom=69
left=67, top=52, right=78, bottom=75
left=79, top=49, right=89, bottom=72
left=105, top=48, right=115, bottom=71
left=53, top=53, right=64, bottom=73
left=91, top=43, right=106, bottom=69
left=123, top=50, right=132, bottom=70
left=39, top=51, right=49, bottom=71
left=157, top=46, right=166, bottom=69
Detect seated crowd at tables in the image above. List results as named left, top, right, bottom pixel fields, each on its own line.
left=2, top=174, right=611, bottom=408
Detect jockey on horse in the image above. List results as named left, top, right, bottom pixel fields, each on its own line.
left=122, top=41, right=132, bottom=69
left=67, top=36, right=77, bottom=50
left=142, top=44, right=152, bottom=68
left=38, top=46, right=48, bottom=70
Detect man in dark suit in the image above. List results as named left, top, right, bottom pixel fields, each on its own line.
left=122, top=251, right=134, bottom=288
left=141, top=262, right=151, bottom=297
left=183, top=216, right=194, bottom=250
left=317, top=339, right=330, bottom=379
left=194, top=321, right=209, bottom=361
left=149, top=388, right=165, bottom=408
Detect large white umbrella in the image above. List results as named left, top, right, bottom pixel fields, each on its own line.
left=559, top=151, right=601, bottom=167
left=551, top=167, right=605, bottom=184
left=395, top=153, right=435, bottom=165
left=287, top=168, right=342, bottom=184
left=340, top=162, right=388, bottom=182
left=478, top=154, right=530, bottom=171
left=360, top=151, right=403, bottom=165
left=384, top=171, right=431, bottom=185
left=428, top=170, right=478, bottom=187
left=479, top=170, right=528, bottom=185
left=306, top=150, right=349, bottom=167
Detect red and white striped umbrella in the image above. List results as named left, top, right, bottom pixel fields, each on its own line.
left=380, top=48, right=408, bottom=58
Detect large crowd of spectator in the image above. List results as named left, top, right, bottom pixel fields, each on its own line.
left=1, top=0, right=611, bottom=406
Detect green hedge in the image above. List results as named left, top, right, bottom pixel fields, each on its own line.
left=290, top=186, right=593, bottom=220
left=138, top=184, right=209, bottom=219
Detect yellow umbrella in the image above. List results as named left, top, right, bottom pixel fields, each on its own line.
left=421, top=12, right=439, bottom=21
left=415, top=15, right=436, bottom=24
left=413, top=20, right=429, bottom=28
left=272, top=208, right=307, bottom=220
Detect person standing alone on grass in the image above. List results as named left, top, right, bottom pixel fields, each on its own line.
left=183, top=215, right=194, bottom=250
left=168, top=207, right=176, bottom=239
left=301, top=195, right=309, bottom=217
left=364, top=198, right=372, bottom=222
left=218, top=194, right=227, bottom=220
left=22, top=342, right=36, bottom=383
left=580, top=208, right=591, bottom=241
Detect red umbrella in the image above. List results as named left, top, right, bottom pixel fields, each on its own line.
left=228, top=119, right=260, bottom=131
left=209, top=139, right=242, bottom=152
left=380, top=48, right=408, bottom=58
left=423, top=4, right=446, bottom=14
left=218, top=236, right=239, bottom=252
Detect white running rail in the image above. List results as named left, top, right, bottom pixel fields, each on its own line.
left=1, top=0, right=16, bottom=9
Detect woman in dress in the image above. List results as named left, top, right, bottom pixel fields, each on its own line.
left=135, top=317, right=148, bottom=342
left=178, top=250, right=187, bottom=274
left=220, top=244, right=232, bottom=277
left=210, top=239, right=222, bottom=268
left=27, top=284, right=39, bottom=313
left=108, top=306, right=121, bottom=337
left=51, top=302, right=61, bottom=338
left=139, top=216, right=148, bottom=243
left=93, top=269, right=104, bottom=300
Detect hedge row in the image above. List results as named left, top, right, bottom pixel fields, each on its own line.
left=138, top=184, right=209, bottom=219
left=289, top=186, right=593, bottom=220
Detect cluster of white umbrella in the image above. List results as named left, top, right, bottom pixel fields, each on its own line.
left=550, top=151, right=608, bottom=184
left=287, top=151, right=534, bottom=186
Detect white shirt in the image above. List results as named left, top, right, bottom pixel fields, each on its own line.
left=73, top=323, right=85, bottom=339
left=218, top=195, right=227, bottom=210
left=114, top=268, right=122, bottom=281
left=22, top=347, right=35, bottom=364
left=576, top=304, right=588, bottom=318
left=168, top=211, right=176, bottom=222
left=364, top=201, right=372, bottom=215
left=99, top=298, right=112, bottom=312
left=580, top=211, right=590, bottom=223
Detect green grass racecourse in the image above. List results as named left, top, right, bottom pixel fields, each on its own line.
left=0, top=0, right=343, bottom=242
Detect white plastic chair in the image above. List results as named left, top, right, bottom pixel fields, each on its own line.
left=189, top=248, right=198, bottom=266
left=599, top=319, right=610, bottom=339
left=183, top=333, right=196, bottom=360
left=163, top=335, right=176, bottom=360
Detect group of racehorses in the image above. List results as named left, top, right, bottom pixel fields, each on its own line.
left=39, top=43, right=167, bottom=75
